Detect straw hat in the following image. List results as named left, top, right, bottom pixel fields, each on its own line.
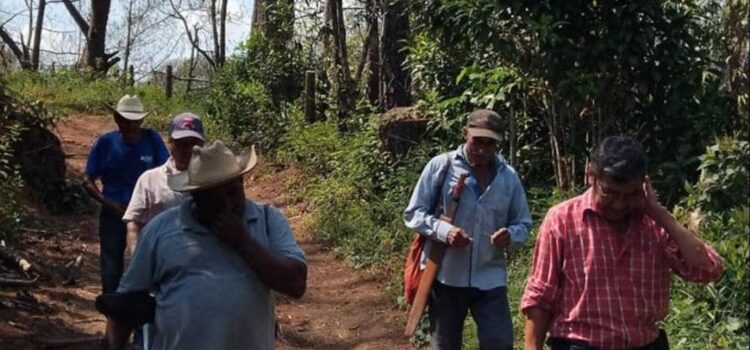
left=167, top=141, right=257, bottom=192
left=107, top=95, right=150, bottom=120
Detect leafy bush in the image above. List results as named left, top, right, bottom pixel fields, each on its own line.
left=665, top=135, right=750, bottom=348
left=681, top=136, right=749, bottom=213
left=205, top=73, right=280, bottom=149
left=0, top=99, right=26, bottom=241
left=277, top=111, right=342, bottom=174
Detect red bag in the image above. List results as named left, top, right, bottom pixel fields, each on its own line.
left=403, top=234, right=425, bottom=304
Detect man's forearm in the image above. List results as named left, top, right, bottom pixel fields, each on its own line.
left=84, top=178, right=105, bottom=204
left=234, top=236, right=307, bottom=298
left=125, top=222, right=143, bottom=257
left=524, top=307, right=552, bottom=350
left=651, top=206, right=711, bottom=268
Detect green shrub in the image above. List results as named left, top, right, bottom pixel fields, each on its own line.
left=277, top=110, right=342, bottom=173
left=205, top=75, right=280, bottom=149
left=665, top=135, right=750, bottom=348
left=0, top=116, right=25, bottom=241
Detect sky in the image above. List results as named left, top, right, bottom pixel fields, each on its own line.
left=0, top=0, right=255, bottom=79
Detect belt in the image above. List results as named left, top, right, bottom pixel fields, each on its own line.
left=547, top=329, right=669, bottom=350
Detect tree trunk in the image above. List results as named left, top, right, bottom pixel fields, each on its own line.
left=366, top=0, right=380, bottom=106
left=31, top=0, right=45, bottom=70
left=25, top=0, right=33, bottom=52
left=86, top=0, right=113, bottom=72
left=186, top=27, right=198, bottom=94
left=123, top=0, right=134, bottom=82
left=219, top=0, right=228, bottom=65
left=251, top=0, right=268, bottom=34
left=325, top=0, right=355, bottom=119
left=380, top=0, right=411, bottom=109
left=211, top=0, right=220, bottom=65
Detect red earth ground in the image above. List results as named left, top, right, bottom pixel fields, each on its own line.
left=0, top=114, right=414, bottom=350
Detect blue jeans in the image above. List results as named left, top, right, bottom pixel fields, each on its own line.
left=428, top=282, right=513, bottom=350
left=99, top=209, right=127, bottom=293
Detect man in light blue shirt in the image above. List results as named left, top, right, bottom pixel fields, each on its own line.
left=106, top=141, right=307, bottom=350
left=404, top=109, right=532, bottom=350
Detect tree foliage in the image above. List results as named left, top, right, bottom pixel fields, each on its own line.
left=406, top=0, right=740, bottom=202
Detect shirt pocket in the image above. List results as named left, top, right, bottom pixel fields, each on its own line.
left=482, top=193, right=511, bottom=228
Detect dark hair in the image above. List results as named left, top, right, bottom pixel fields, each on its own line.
left=590, top=136, right=647, bottom=182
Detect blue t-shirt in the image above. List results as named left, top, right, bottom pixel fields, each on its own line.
left=86, top=129, right=169, bottom=204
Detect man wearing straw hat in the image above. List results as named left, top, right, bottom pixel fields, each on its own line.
left=85, top=95, right=169, bottom=294
left=105, top=141, right=307, bottom=350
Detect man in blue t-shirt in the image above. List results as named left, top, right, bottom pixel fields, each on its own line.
left=85, top=95, right=169, bottom=293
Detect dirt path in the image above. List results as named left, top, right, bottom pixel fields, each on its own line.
left=0, top=114, right=413, bottom=349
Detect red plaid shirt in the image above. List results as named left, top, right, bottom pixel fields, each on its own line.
left=521, top=189, right=723, bottom=349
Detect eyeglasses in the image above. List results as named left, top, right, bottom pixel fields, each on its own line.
left=594, top=180, right=643, bottom=202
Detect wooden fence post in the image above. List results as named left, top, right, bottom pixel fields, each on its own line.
left=165, top=65, right=173, bottom=99
left=304, top=70, right=316, bottom=122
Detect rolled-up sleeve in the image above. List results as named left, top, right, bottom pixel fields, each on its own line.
left=122, top=174, right=150, bottom=223
left=266, top=206, right=306, bottom=264
left=404, top=155, right=451, bottom=243
left=507, top=174, right=532, bottom=246
left=521, top=210, right=564, bottom=314
left=662, top=229, right=724, bottom=283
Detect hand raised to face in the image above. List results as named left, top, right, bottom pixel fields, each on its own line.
left=210, top=207, right=248, bottom=246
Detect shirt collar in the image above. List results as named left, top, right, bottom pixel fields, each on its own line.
left=163, top=157, right=179, bottom=175
left=581, top=187, right=597, bottom=218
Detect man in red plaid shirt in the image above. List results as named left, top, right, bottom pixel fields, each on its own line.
left=521, top=136, right=723, bottom=350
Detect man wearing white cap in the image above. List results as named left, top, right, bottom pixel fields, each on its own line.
left=404, top=109, right=532, bottom=350
left=85, top=95, right=169, bottom=294
left=106, top=141, right=307, bottom=350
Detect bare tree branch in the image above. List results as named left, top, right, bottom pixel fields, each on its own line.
left=59, top=0, right=89, bottom=34
left=0, top=26, right=31, bottom=68
left=167, top=0, right=216, bottom=68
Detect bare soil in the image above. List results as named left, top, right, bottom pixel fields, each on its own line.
left=0, top=114, right=413, bottom=350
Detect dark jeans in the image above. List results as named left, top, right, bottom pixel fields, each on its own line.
left=548, top=329, right=669, bottom=350
left=99, top=209, right=127, bottom=293
left=428, top=282, right=513, bottom=350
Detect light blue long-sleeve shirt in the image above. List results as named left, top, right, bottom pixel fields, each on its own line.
left=403, top=144, right=532, bottom=290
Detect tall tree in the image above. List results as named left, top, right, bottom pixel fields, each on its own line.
left=60, top=0, right=119, bottom=72
left=86, top=0, right=113, bottom=71
left=365, top=0, right=381, bottom=106
left=219, top=0, right=227, bottom=65
left=325, top=0, right=355, bottom=118
left=30, top=0, right=45, bottom=70
left=379, top=0, right=411, bottom=109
